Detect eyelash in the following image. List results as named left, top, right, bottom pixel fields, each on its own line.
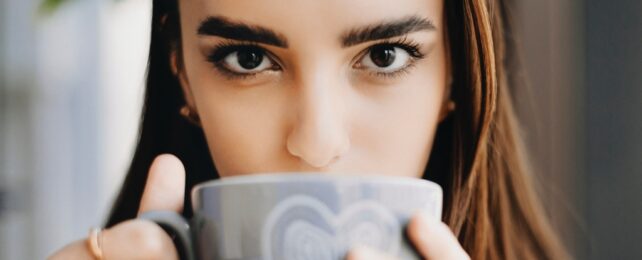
left=356, top=37, right=425, bottom=79
left=206, top=41, right=276, bottom=80
left=205, top=38, right=426, bottom=80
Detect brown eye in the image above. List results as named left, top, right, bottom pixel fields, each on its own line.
left=369, top=45, right=396, bottom=67
left=221, top=47, right=274, bottom=73
left=236, top=49, right=264, bottom=69
left=358, top=45, right=411, bottom=73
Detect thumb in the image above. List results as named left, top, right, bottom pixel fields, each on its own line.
left=407, top=211, right=469, bottom=260
left=137, top=154, right=186, bottom=215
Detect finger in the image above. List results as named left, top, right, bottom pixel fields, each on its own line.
left=48, top=240, right=95, bottom=259
left=137, top=154, right=186, bottom=215
left=48, top=220, right=180, bottom=260
left=407, top=211, right=470, bottom=260
left=345, top=245, right=399, bottom=260
left=102, top=220, right=179, bottom=260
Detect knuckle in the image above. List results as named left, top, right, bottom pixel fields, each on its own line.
left=125, top=221, right=173, bottom=258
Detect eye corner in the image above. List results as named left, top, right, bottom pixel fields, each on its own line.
left=351, top=59, right=364, bottom=70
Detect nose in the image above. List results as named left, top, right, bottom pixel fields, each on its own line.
left=286, top=68, right=351, bottom=168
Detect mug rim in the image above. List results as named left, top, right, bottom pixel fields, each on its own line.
left=191, top=172, right=442, bottom=198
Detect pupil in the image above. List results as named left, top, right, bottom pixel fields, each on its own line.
left=370, top=46, right=396, bottom=67
left=237, top=50, right=263, bottom=69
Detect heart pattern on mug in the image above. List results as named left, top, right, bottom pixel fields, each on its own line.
left=261, top=195, right=402, bottom=260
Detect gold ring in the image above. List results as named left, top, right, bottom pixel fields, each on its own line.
left=87, top=227, right=104, bottom=259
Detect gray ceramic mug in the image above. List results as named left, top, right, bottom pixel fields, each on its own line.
left=140, top=173, right=442, bottom=260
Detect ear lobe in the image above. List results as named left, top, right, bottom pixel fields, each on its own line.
left=170, top=50, right=197, bottom=110
left=170, top=49, right=180, bottom=76
left=438, top=76, right=455, bottom=123
left=438, top=100, right=456, bottom=122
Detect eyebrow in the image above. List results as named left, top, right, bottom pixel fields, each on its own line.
left=197, top=16, right=289, bottom=48
left=341, top=16, right=436, bottom=47
left=196, top=15, right=435, bottom=49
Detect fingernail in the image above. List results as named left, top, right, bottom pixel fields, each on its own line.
left=417, top=209, right=439, bottom=223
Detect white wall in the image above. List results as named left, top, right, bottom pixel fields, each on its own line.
left=0, top=0, right=150, bottom=259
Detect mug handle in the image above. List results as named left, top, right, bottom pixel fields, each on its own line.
left=139, top=211, right=195, bottom=260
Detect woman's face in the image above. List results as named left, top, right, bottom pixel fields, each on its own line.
left=176, top=0, right=449, bottom=178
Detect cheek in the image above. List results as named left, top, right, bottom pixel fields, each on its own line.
left=195, top=84, right=294, bottom=176
left=356, top=76, right=445, bottom=177
left=181, top=34, right=448, bottom=178
left=350, top=46, right=448, bottom=176
left=180, top=41, right=293, bottom=176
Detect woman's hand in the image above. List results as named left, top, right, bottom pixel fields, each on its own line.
left=48, top=154, right=185, bottom=260
left=346, top=211, right=470, bottom=260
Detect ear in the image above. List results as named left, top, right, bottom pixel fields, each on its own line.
left=170, top=50, right=197, bottom=111
left=437, top=80, right=455, bottom=123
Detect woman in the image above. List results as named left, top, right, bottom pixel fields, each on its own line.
left=51, top=0, right=569, bottom=259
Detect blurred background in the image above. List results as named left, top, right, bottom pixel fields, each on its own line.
left=0, top=0, right=640, bottom=259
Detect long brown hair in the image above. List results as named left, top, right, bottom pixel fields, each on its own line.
left=107, top=0, right=569, bottom=259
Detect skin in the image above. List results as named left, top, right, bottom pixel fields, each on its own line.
left=50, top=0, right=469, bottom=259
left=179, top=0, right=449, bottom=176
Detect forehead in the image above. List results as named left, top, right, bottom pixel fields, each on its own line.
left=180, top=0, right=443, bottom=38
